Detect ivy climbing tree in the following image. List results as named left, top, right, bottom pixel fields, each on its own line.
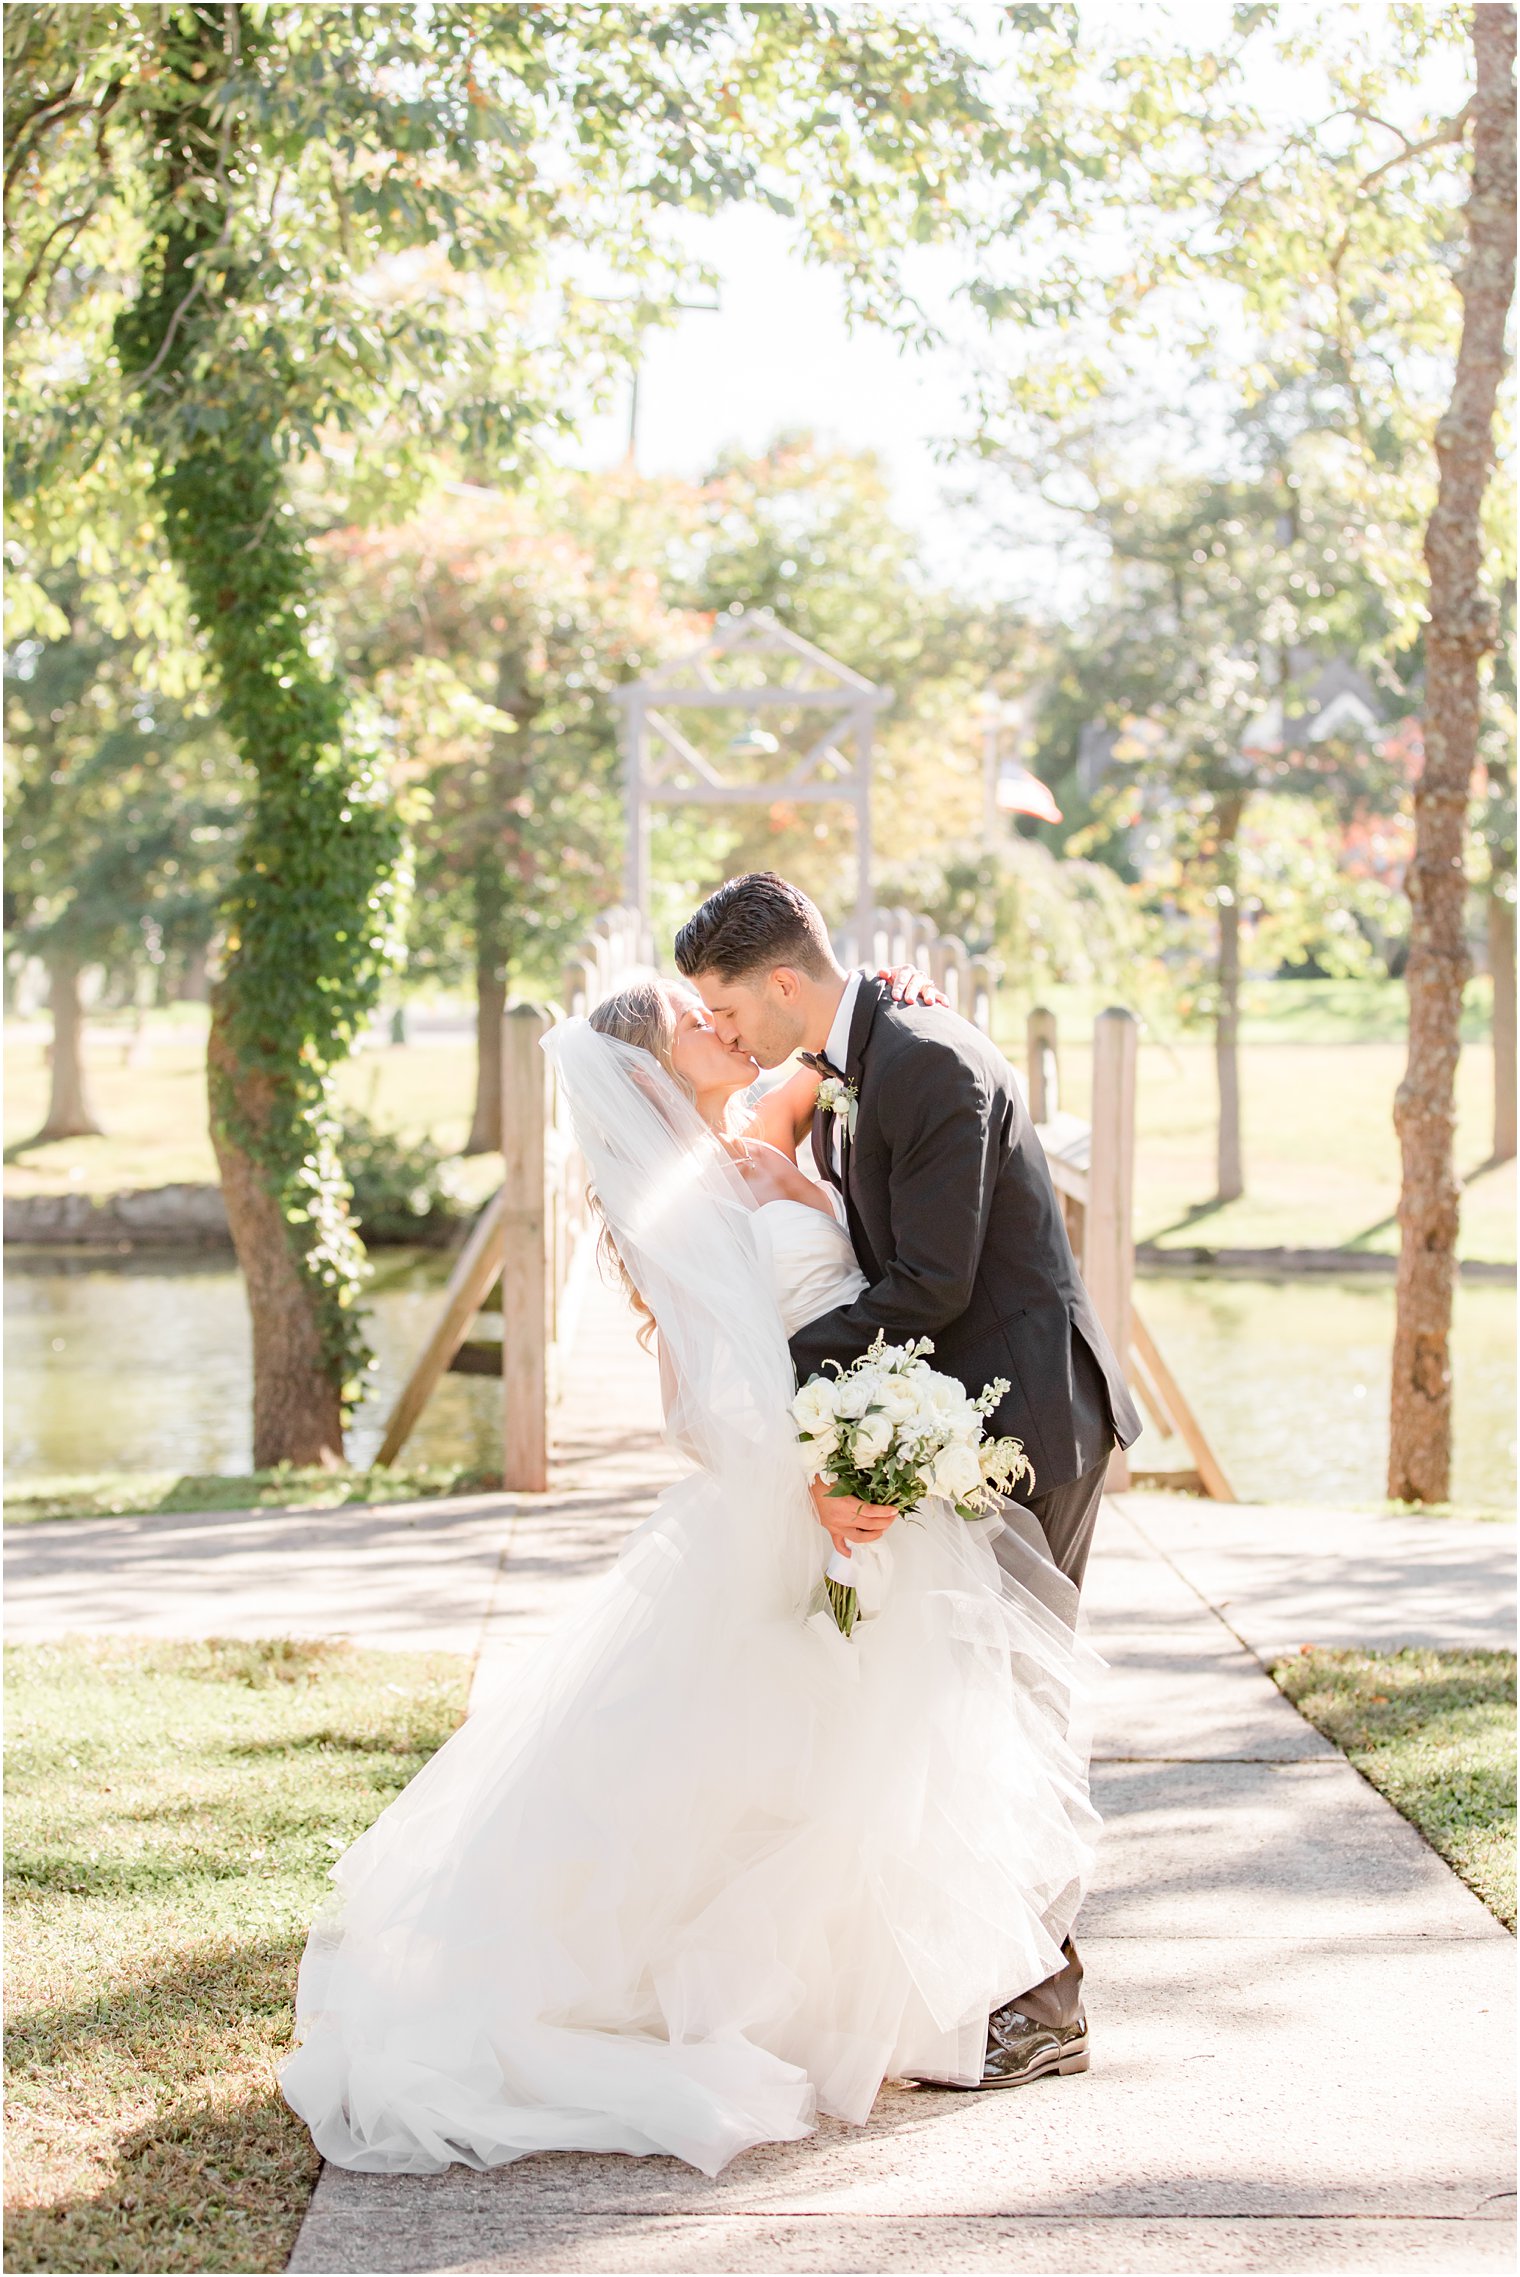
left=108, top=15, right=407, bottom=1457
left=7, top=1, right=1075, bottom=1464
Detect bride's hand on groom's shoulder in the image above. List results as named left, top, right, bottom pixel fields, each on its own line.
left=878, top=964, right=949, bottom=1010
left=809, top=1477, right=900, bottom=1551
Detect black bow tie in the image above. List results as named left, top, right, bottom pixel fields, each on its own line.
left=799, top=1049, right=845, bottom=1080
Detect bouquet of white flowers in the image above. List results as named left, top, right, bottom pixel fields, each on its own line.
left=793, top=1333, right=1033, bottom=1637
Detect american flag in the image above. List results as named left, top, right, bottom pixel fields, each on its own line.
left=996, top=763, right=1063, bottom=825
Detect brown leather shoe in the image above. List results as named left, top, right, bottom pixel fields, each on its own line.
left=907, top=2003, right=1089, bottom=2091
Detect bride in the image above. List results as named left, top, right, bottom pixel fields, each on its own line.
left=279, top=979, right=1101, bottom=2179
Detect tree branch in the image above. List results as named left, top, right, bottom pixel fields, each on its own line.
left=6, top=199, right=102, bottom=318
left=1352, top=103, right=1471, bottom=196
left=3, top=92, right=90, bottom=224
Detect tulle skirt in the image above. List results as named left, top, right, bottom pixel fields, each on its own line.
left=278, top=1472, right=1101, bottom=2178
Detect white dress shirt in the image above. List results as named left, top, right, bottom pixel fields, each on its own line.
left=820, top=969, right=863, bottom=1176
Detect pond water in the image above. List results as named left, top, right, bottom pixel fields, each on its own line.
left=1132, top=1274, right=1515, bottom=1510
left=4, top=1250, right=505, bottom=1485
left=4, top=1248, right=1515, bottom=1511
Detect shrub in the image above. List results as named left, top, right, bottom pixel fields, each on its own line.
left=882, top=837, right=1149, bottom=997
left=337, top=1108, right=470, bottom=1244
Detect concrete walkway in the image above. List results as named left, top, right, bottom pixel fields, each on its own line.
left=1115, top=1492, right=1515, bottom=1659
left=5, top=1271, right=1515, bottom=2272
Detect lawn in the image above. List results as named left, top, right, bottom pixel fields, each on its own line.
left=3, top=1009, right=497, bottom=1206
left=3, top=1460, right=500, bottom=1527
left=1270, top=1646, right=1516, bottom=1931
left=992, top=981, right=1512, bottom=1265
left=6, top=980, right=1515, bottom=1263
left=3, top=1635, right=472, bottom=2274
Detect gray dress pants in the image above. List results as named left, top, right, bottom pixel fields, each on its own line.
left=991, top=1448, right=1111, bottom=2031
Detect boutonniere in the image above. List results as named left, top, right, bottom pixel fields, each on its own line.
left=816, top=1074, right=859, bottom=1137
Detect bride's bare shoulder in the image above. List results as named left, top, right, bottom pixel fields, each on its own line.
left=721, top=1132, right=837, bottom=1220
left=745, top=1065, right=821, bottom=1156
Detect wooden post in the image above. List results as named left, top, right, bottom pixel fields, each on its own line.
left=1085, top=1007, right=1138, bottom=1490
left=889, top=906, right=912, bottom=968
left=501, top=1003, right=552, bottom=1491
left=968, top=956, right=996, bottom=1036
left=1027, top=1005, right=1060, bottom=1123
left=945, top=933, right=971, bottom=1013
left=561, top=957, right=596, bottom=1020
left=928, top=936, right=965, bottom=1013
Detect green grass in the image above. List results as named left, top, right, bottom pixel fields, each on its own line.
left=1270, top=1647, right=1516, bottom=1931
left=3, top=1635, right=471, bottom=2273
left=4, top=1461, right=502, bottom=1527
left=1002, top=974, right=1496, bottom=1047
left=990, top=1007, right=1512, bottom=1264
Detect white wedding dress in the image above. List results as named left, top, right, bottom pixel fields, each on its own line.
left=279, top=1022, right=1100, bottom=2179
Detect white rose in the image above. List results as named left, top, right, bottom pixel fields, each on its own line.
left=931, top=1442, right=983, bottom=1501
left=833, top=1375, right=876, bottom=1419
left=927, top=1379, right=981, bottom=1432
left=793, top=1379, right=837, bottom=1433
left=851, top=1411, right=893, bottom=1465
left=876, top=1378, right=920, bottom=1425
left=801, top=1424, right=840, bottom=1470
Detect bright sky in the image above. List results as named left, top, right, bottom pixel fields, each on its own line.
left=573, top=203, right=1014, bottom=598
left=565, top=3, right=1468, bottom=617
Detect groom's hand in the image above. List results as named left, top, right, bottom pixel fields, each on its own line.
left=809, top=1478, right=900, bottom=1549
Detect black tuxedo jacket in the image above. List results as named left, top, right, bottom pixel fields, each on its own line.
left=788, top=977, right=1141, bottom=1496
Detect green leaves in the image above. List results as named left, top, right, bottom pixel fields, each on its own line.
left=3, top=555, right=244, bottom=978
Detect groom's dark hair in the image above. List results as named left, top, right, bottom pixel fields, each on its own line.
left=674, top=872, right=836, bottom=982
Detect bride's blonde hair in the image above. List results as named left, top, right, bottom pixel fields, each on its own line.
left=588, top=977, right=688, bottom=1095
left=585, top=980, right=696, bottom=1347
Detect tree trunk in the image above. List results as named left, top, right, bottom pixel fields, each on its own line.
left=464, top=862, right=509, bottom=1156
left=1390, top=3, right=1516, bottom=1504
left=1490, top=886, right=1517, bottom=1162
left=1215, top=793, right=1245, bottom=1203
left=208, top=993, right=344, bottom=1470
left=36, top=952, right=103, bottom=1141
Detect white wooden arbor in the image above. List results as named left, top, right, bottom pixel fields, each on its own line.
left=614, top=611, right=889, bottom=940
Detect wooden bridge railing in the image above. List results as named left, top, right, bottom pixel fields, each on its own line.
left=834, top=905, right=999, bottom=1035
left=1028, top=1005, right=1234, bottom=1501
left=560, top=907, right=655, bottom=1021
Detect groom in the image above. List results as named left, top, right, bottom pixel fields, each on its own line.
left=675, top=871, right=1141, bottom=2092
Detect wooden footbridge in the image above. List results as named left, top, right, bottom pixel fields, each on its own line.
left=376, top=905, right=1233, bottom=1503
